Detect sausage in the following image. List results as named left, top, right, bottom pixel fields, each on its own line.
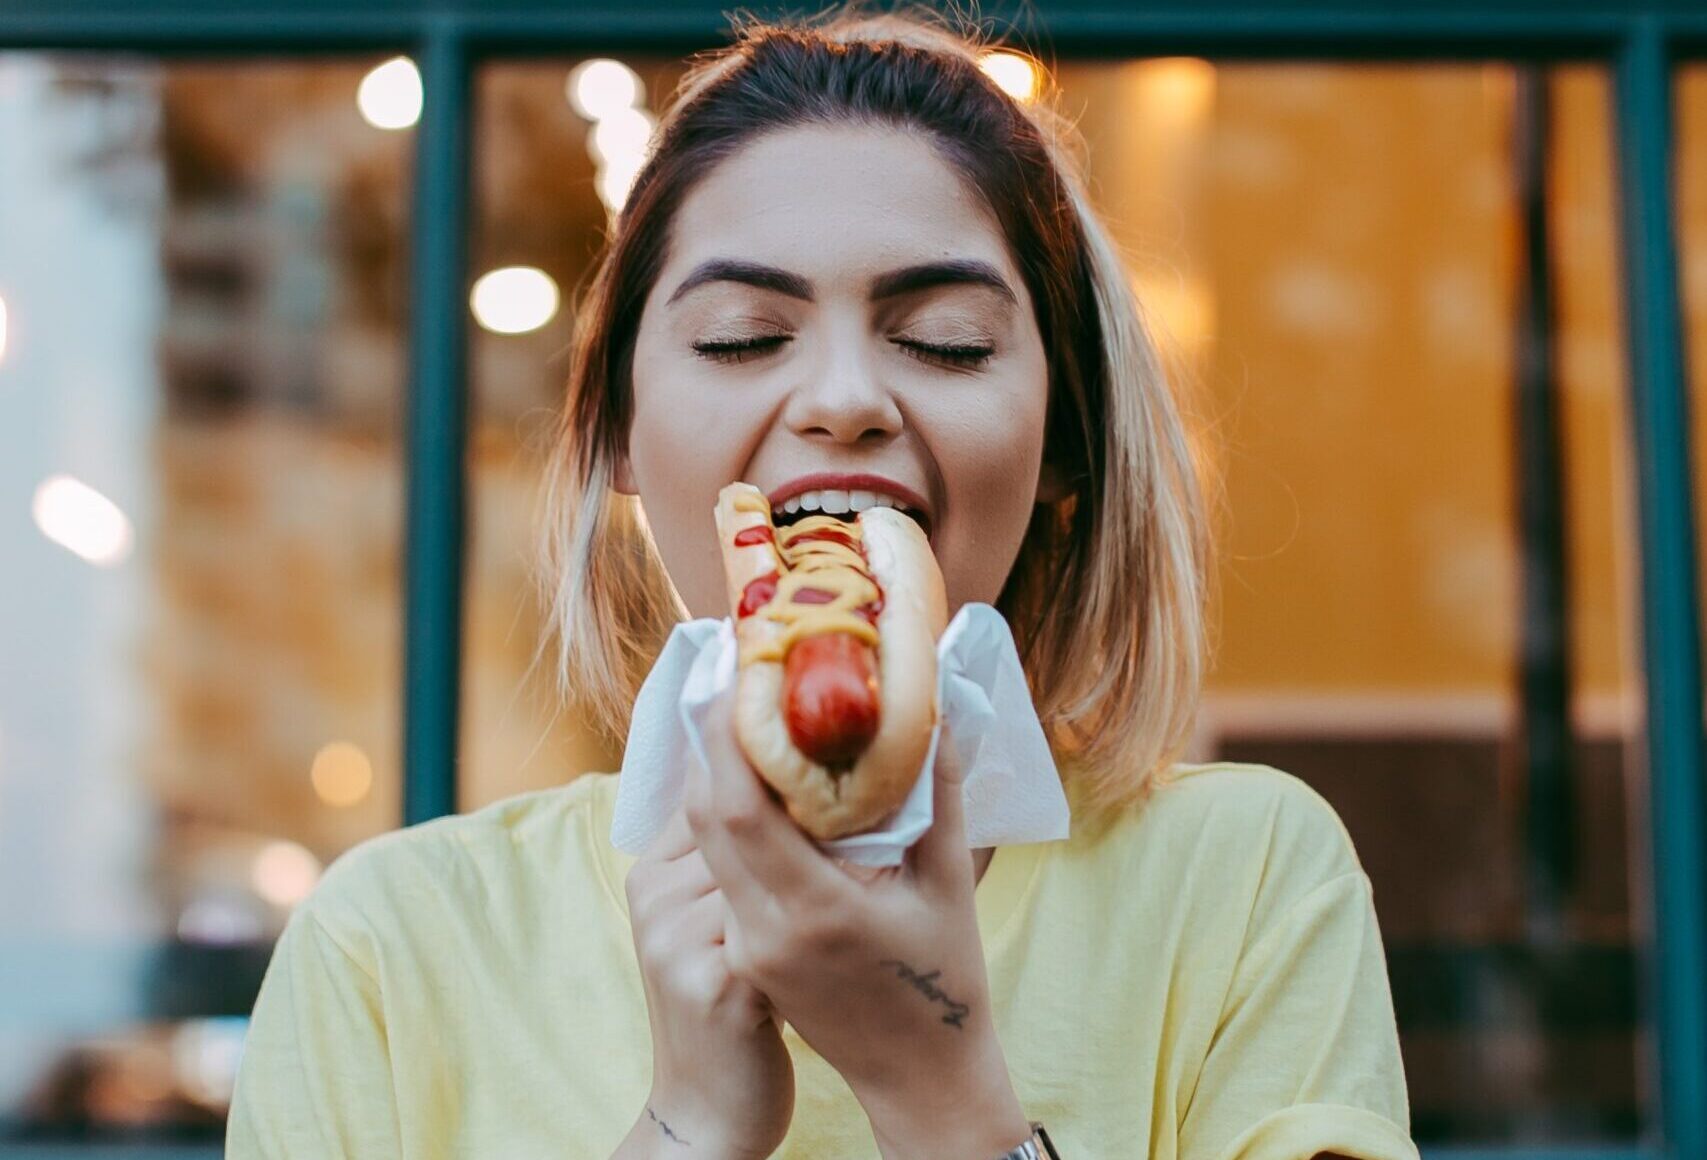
left=784, top=631, right=881, bottom=769
left=715, top=482, right=946, bottom=841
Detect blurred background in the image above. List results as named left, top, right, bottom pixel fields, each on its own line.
left=0, top=15, right=1690, bottom=1156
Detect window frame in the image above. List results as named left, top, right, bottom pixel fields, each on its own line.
left=0, top=2, right=1701, bottom=1157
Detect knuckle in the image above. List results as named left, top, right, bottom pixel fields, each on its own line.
left=681, top=849, right=712, bottom=887
left=806, top=875, right=855, bottom=917
left=722, top=803, right=764, bottom=839
left=787, top=903, right=854, bottom=958
left=736, top=922, right=795, bottom=981
left=632, top=903, right=678, bottom=962
left=789, top=919, right=834, bottom=961
left=625, top=870, right=665, bottom=918
left=671, top=957, right=725, bottom=1011
left=723, top=933, right=762, bottom=982
left=636, top=927, right=671, bottom=968
left=681, top=783, right=710, bottom=832
left=784, top=878, right=851, bottom=930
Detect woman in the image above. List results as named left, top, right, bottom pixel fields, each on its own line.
left=226, top=6, right=1417, bottom=1158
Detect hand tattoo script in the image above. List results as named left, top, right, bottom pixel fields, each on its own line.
left=876, top=958, right=971, bottom=1028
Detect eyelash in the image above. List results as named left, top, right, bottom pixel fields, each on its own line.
left=691, top=335, right=994, bottom=369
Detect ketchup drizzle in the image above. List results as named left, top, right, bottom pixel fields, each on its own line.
left=738, top=571, right=779, bottom=618
left=732, top=525, right=775, bottom=547
left=737, top=518, right=886, bottom=626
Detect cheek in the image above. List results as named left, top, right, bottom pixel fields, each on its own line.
left=629, top=332, right=743, bottom=486
left=626, top=352, right=741, bottom=618
left=932, top=384, right=1050, bottom=610
left=631, top=349, right=711, bottom=462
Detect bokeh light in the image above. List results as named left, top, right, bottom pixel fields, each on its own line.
left=32, top=474, right=134, bottom=566
left=470, top=266, right=560, bottom=335
left=589, top=106, right=656, bottom=166
left=311, top=740, right=374, bottom=807
left=250, top=841, right=322, bottom=908
left=0, top=294, right=9, bottom=366
left=1145, top=57, right=1217, bottom=127
left=979, top=50, right=1042, bottom=103
left=567, top=58, right=642, bottom=121
left=357, top=56, right=423, bottom=130
left=596, top=153, right=648, bottom=214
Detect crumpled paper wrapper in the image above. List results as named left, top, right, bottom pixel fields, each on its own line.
left=611, top=602, right=1071, bottom=866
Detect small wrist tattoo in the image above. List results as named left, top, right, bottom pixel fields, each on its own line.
left=647, top=1105, right=690, bottom=1146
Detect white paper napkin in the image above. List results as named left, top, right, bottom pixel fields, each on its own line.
left=611, top=603, right=1072, bottom=867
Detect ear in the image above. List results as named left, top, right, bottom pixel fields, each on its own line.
left=1035, top=457, right=1074, bottom=505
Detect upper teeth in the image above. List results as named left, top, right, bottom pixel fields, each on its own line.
left=782, top=489, right=910, bottom=516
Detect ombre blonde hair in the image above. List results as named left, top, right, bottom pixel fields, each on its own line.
left=539, top=2, right=1220, bottom=833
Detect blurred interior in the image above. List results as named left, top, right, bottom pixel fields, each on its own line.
left=0, top=46, right=1679, bottom=1147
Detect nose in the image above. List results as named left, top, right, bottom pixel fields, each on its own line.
left=781, top=332, right=903, bottom=445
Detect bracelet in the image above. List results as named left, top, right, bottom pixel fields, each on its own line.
left=995, top=1121, right=1061, bottom=1159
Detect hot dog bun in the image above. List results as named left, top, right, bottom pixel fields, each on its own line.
left=714, top=482, right=947, bottom=840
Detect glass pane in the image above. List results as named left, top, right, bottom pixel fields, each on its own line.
left=464, top=54, right=1646, bottom=1147
left=1141, top=62, right=1644, bottom=1142
left=0, top=53, right=408, bottom=1143
left=459, top=58, right=678, bottom=809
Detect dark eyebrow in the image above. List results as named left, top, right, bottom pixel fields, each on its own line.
left=665, top=257, right=1017, bottom=307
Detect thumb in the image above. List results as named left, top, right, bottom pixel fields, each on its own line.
left=908, top=715, right=971, bottom=890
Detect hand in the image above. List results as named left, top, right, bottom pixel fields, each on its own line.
left=623, top=802, right=795, bottom=1159
left=683, top=690, right=1031, bottom=1157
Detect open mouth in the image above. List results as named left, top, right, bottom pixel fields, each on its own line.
left=774, top=503, right=933, bottom=541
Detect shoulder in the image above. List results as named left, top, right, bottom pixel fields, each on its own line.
left=1146, top=760, right=1362, bottom=873
left=1113, top=761, right=1371, bottom=941
left=298, top=772, right=622, bottom=965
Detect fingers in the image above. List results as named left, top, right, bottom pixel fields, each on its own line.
left=907, top=716, right=971, bottom=890
left=628, top=810, right=720, bottom=932
left=630, top=844, right=717, bottom=915
left=683, top=701, right=771, bottom=919
left=630, top=885, right=728, bottom=991
left=679, top=885, right=728, bottom=947
left=690, top=689, right=847, bottom=919
left=642, top=801, right=696, bottom=864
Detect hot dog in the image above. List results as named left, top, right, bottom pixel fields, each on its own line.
left=714, top=481, right=947, bottom=840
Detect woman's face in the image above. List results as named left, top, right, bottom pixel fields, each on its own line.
left=622, top=123, right=1055, bottom=621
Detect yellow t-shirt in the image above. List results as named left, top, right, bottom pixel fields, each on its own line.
left=226, top=762, right=1418, bottom=1159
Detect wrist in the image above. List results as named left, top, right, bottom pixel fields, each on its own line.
left=620, top=1091, right=766, bottom=1160
left=860, top=1044, right=1031, bottom=1160
left=869, top=1100, right=1032, bottom=1160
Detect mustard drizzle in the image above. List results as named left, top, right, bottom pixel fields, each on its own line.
left=731, top=491, right=882, bottom=665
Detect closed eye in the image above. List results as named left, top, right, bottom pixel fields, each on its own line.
left=691, top=335, right=791, bottom=365
left=689, top=335, right=994, bottom=369
left=894, top=339, right=994, bottom=369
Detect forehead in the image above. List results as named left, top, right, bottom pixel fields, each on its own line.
left=664, top=123, right=1015, bottom=286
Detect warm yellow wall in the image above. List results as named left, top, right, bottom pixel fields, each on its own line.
left=1552, top=68, right=1640, bottom=728
left=1070, top=61, right=1639, bottom=724
left=1680, top=68, right=1707, bottom=726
